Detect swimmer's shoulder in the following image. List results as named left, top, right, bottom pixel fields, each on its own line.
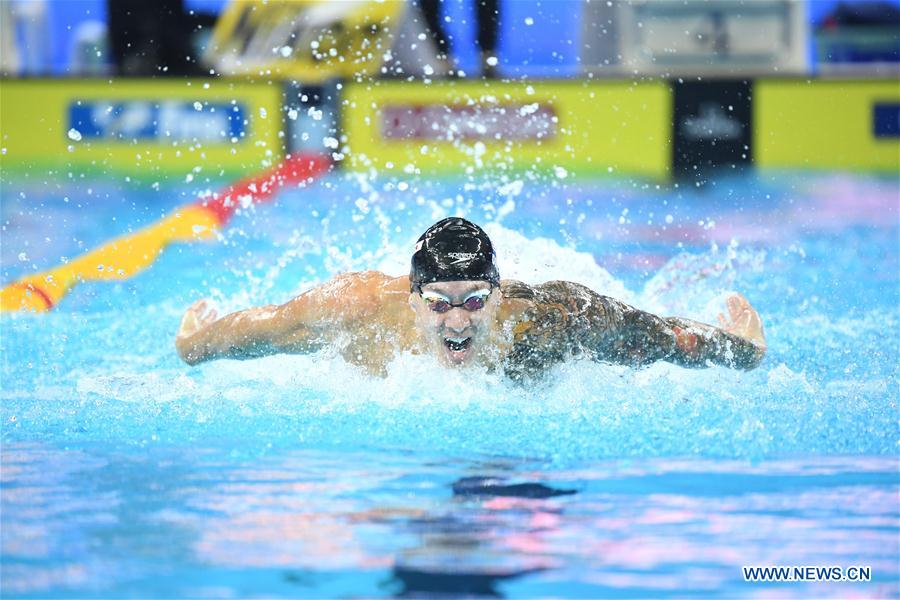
left=498, top=278, right=615, bottom=348
left=502, top=279, right=610, bottom=307
left=499, top=279, right=593, bottom=314
left=354, top=271, right=415, bottom=321
left=303, top=271, right=405, bottom=318
left=500, top=279, right=536, bottom=299
left=498, top=279, right=536, bottom=320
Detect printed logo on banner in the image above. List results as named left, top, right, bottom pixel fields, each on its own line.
left=381, top=104, right=558, bottom=142
left=873, top=103, right=900, bottom=138
left=680, top=103, right=742, bottom=141
left=67, top=101, right=247, bottom=143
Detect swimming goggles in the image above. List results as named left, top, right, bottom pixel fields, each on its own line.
left=419, top=287, right=493, bottom=313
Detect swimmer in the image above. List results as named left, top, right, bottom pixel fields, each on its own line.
left=176, top=218, right=766, bottom=379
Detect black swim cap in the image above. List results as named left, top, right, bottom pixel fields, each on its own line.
left=410, top=217, right=500, bottom=292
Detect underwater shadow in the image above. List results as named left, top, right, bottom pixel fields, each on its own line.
left=390, top=475, right=577, bottom=598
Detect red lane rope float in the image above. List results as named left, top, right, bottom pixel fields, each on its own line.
left=198, top=153, right=330, bottom=224
left=0, top=154, right=331, bottom=313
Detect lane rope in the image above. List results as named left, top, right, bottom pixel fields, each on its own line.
left=0, top=154, right=331, bottom=313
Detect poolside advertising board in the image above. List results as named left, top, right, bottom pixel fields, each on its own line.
left=754, top=79, right=900, bottom=172
left=341, top=81, right=672, bottom=180
left=0, top=79, right=282, bottom=175
left=3, top=77, right=896, bottom=178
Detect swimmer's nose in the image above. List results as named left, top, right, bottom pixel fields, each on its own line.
left=443, top=307, right=471, bottom=330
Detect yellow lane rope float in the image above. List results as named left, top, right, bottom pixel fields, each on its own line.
left=0, top=154, right=331, bottom=313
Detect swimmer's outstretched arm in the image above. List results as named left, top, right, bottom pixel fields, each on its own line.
left=506, top=281, right=766, bottom=371
left=611, top=293, right=767, bottom=370
left=176, top=271, right=397, bottom=367
left=175, top=293, right=329, bottom=365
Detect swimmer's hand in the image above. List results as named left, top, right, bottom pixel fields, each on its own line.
left=718, top=293, right=766, bottom=353
left=175, top=300, right=219, bottom=364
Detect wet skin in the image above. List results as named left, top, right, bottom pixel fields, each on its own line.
left=176, top=271, right=766, bottom=378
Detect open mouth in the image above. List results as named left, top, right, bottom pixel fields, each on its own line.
left=443, top=336, right=472, bottom=362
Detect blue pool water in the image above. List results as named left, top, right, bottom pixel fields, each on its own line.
left=1, top=169, right=898, bottom=598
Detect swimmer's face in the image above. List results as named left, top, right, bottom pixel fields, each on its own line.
left=409, top=280, right=501, bottom=367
